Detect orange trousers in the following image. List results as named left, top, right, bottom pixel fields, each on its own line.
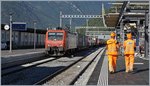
left=107, top=55, right=117, bottom=72
left=125, top=54, right=134, bottom=72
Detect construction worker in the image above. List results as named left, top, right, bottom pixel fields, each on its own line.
left=123, top=33, right=136, bottom=73
left=106, top=32, right=119, bottom=74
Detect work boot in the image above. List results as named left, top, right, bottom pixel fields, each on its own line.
left=110, top=71, right=114, bottom=74
left=125, top=70, right=129, bottom=73
left=129, top=69, right=134, bottom=73
left=130, top=69, right=133, bottom=72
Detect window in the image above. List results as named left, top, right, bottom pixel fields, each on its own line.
left=48, top=32, right=63, bottom=41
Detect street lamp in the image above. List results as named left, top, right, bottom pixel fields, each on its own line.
left=9, top=12, right=13, bottom=52
left=33, top=20, right=37, bottom=50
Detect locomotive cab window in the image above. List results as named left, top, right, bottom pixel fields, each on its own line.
left=48, top=32, right=63, bottom=40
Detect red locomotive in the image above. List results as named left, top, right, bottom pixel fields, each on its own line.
left=45, top=28, right=77, bottom=55
left=45, top=27, right=100, bottom=56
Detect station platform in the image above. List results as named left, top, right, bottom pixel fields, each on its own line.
left=1, top=48, right=45, bottom=57
left=87, top=51, right=149, bottom=85
left=108, top=55, right=149, bottom=85
left=1, top=48, right=45, bottom=68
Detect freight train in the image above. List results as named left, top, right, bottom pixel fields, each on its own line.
left=45, top=27, right=100, bottom=56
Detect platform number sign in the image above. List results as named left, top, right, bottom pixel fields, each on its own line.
left=12, top=22, right=27, bottom=31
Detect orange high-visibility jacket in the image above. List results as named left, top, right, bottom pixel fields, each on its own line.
left=106, top=38, right=118, bottom=55
left=124, top=39, right=135, bottom=55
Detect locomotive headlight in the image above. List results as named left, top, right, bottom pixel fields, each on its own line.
left=60, top=44, right=63, bottom=47
left=48, top=44, right=50, bottom=47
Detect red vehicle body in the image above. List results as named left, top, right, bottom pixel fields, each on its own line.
left=45, top=29, right=77, bottom=55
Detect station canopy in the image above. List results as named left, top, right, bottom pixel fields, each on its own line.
left=104, top=1, right=149, bottom=27
left=105, top=13, right=119, bottom=27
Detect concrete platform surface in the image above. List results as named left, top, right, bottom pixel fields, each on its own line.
left=1, top=48, right=45, bottom=57
left=108, top=55, right=149, bottom=85
left=1, top=48, right=46, bottom=68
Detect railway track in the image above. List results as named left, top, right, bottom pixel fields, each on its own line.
left=2, top=48, right=92, bottom=76
left=2, top=47, right=87, bottom=76
left=34, top=48, right=105, bottom=85
left=1, top=56, right=59, bottom=76
left=2, top=47, right=101, bottom=85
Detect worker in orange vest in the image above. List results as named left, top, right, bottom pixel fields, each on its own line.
left=106, top=32, right=119, bottom=74
left=123, top=33, right=136, bottom=73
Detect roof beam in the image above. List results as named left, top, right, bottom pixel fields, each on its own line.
left=116, top=1, right=129, bottom=27
left=61, top=15, right=102, bottom=18
left=109, top=2, right=149, bottom=5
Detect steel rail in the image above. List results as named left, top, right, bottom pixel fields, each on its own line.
left=69, top=48, right=105, bottom=85
left=34, top=48, right=104, bottom=85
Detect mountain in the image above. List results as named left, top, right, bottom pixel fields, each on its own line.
left=1, top=1, right=111, bottom=30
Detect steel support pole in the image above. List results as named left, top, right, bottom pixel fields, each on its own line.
left=34, top=22, right=36, bottom=50
left=116, top=26, right=120, bottom=41
left=75, top=27, right=77, bottom=33
left=144, top=11, right=149, bottom=58
left=60, top=11, right=62, bottom=27
left=86, top=19, right=89, bottom=27
left=120, top=20, right=124, bottom=56
left=136, top=20, right=140, bottom=52
left=70, top=18, right=72, bottom=29
left=9, top=13, right=12, bottom=52
left=86, top=19, right=89, bottom=36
